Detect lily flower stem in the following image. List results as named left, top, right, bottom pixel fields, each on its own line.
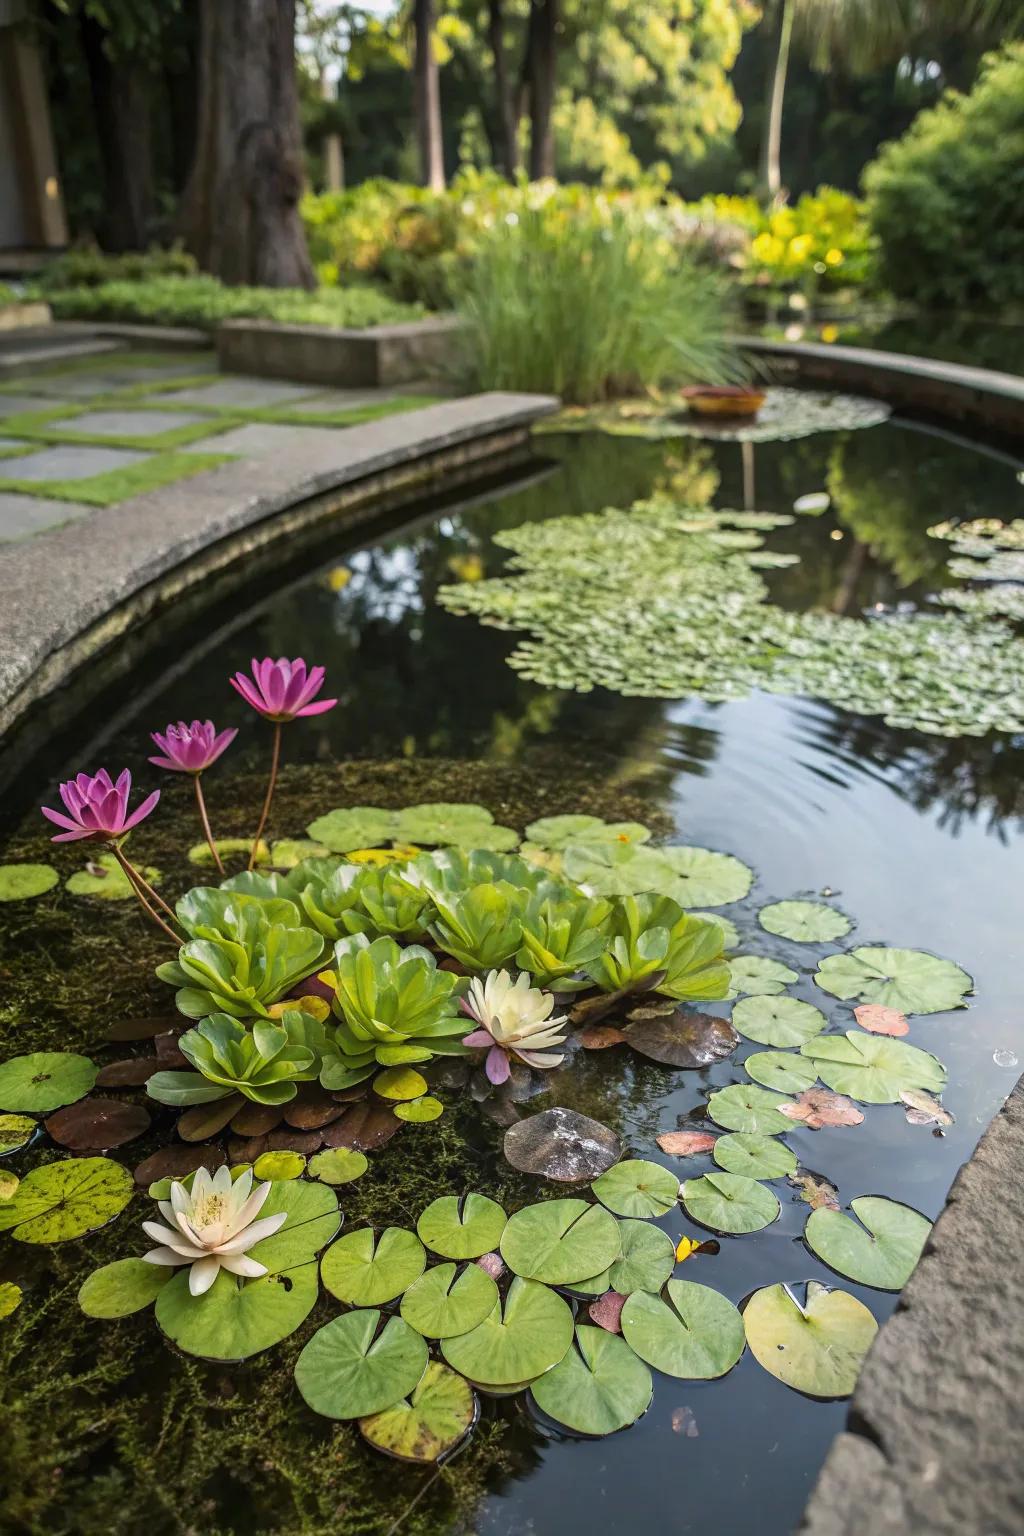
left=193, top=773, right=223, bottom=874
left=115, top=848, right=178, bottom=921
left=248, top=720, right=282, bottom=870
left=110, top=846, right=182, bottom=945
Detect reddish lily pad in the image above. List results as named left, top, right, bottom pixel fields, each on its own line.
left=578, top=1026, right=628, bottom=1049
left=177, top=1095, right=244, bottom=1142
left=283, top=1084, right=347, bottom=1131
left=134, top=1143, right=227, bottom=1187
left=588, top=1290, right=627, bottom=1334
left=788, top=1169, right=840, bottom=1210
left=503, top=1108, right=622, bottom=1182
left=778, top=1088, right=864, bottom=1130
left=322, top=1100, right=402, bottom=1152
left=230, top=1102, right=284, bottom=1137
left=95, top=1058, right=161, bottom=1088
left=44, top=1097, right=151, bottom=1151
left=656, top=1130, right=717, bottom=1157
left=623, top=1010, right=739, bottom=1069
left=854, top=1004, right=909, bottom=1037
left=105, top=1015, right=181, bottom=1043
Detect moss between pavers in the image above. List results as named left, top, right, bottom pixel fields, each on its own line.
left=0, top=448, right=234, bottom=506
left=0, top=349, right=215, bottom=389
left=0, top=402, right=247, bottom=453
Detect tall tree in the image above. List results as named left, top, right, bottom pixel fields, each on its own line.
left=488, top=0, right=519, bottom=175
left=413, top=0, right=446, bottom=187
left=180, top=0, right=314, bottom=287
left=758, top=0, right=794, bottom=198
left=527, top=0, right=558, bottom=177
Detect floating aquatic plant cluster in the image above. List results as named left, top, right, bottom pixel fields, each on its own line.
left=539, top=386, right=892, bottom=443
left=437, top=492, right=1024, bottom=736
left=929, top=517, right=1024, bottom=623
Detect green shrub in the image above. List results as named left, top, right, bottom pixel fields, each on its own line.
left=864, top=44, right=1024, bottom=309
left=455, top=204, right=742, bottom=403
left=35, top=243, right=199, bottom=291
left=707, top=188, right=876, bottom=297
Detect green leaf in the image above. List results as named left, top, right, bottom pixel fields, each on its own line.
left=814, top=947, right=972, bottom=1014
left=744, top=1050, right=819, bottom=1095
left=270, top=838, right=331, bottom=868
left=758, top=901, right=852, bottom=943
left=591, top=1159, right=679, bottom=1219
left=530, top=1325, right=653, bottom=1435
left=500, top=1199, right=621, bottom=1285
left=712, top=1133, right=797, bottom=1179
left=732, top=995, right=827, bottom=1048
left=681, top=1172, right=780, bottom=1233
left=359, top=1361, right=477, bottom=1463
left=0, top=1113, right=36, bottom=1154
left=0, top=1155, right=133, bottom=1242
left=800, top=1032, right=947, bottom=1104
left=428, top=882, right=524, bottom=971
left=188, top=837, right=269, bottom=866
left=441, top=1275, right=574, bottom=1387
left=728, top=956, right=799, bottom=997
left=524, top=815, right=651, bottom=851
left=0, top=1170, right=18, bottom=1200
left=374, top=1066, right=427, bottom=1102
left=329, top=933, right=465, bottom=1064
left=175, top=1011, right=324, bottom=1105
left=707, top=1083, right=794, bottom=1134
left=692, top=912, right=740, bottom=949
left=252, top=1151, right=306, bottom=1181
left=145, top=1071, right=234, bottom=1107
left=805, top=1196, right=932, bottom=1290
left=0, top=1051, right=97, bottom=1113
left=295, top=1310, right=429, bottom=1419
left=576, top=1218, right=676, bottom=1295
left=400, top=1261, right=499, bottom=1338
left=620, top=1280, right=744, bottom=1378
left=394, top=802, right=518, bottom=850
left=306, top=808, right=398, bottom=852
left=658, top=846, right=753, bottom=907
left=66, top=853, right=161, bottom=901
left=585, top=893, right=729, bottom=1002
left=395, top=1096, right=444, bottom=1122
left=743, top=1281, right=877, bottom=1398
left=416, top=1193, right=507, bottom=1259
left=0, top=1281, right=22, bottom=1319
left=321, top=1226, right=426, bottom=1305
left=0, top=863, right=59, bottom=901
left=79, top=1258, right=173, bottom=1318
left=308, top=1147, right=368, bottom=1185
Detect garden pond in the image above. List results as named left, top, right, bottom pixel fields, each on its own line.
left=1, top=395, right=1023, bottom=1536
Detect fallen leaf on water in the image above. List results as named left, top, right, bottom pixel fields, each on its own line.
left=779, top=1088, right=864, bottom=1130
left=475, top=1251, right=506, bottom=1281
left=588, top=1290, right=626, bottom=1333
left=900, top=1088, right=955, bottom=1128
left=675, top=1235, right=720, bottom=1262
left=656, top=1130, right=717, bottom=1157
left=672, top=1406, right=699, bottom=1437
left=788, top=1169, right=840, bottom=1210
left=854, top=1004, right=909, bottom=1037
left=578, top=1025, right=627, bottom=1050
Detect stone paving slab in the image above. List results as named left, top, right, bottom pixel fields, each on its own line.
left=0, top=443, right=149, bottom=481
left=28, top=360, right=213, bottom=399
left=178, top=422, right=349, bottom=457
left=288, top=388, right=401, bottom=413
left=0, top=393, right=77, bottom=418
left=0, top=491, right=89, bottom=540
left=46, top=408, right=210, bottom=438
left=157, top=376, right=321, bottom=410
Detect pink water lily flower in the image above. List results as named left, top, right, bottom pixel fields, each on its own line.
left=229, top=657, right=337, bottom=722
left=41, top=768, right=160, bottom=843
left=141, top=1165, right=287, bottom=1297
left=462, top=968, right=569, bottom=1085
left=149, top=719, right=238, bottom=774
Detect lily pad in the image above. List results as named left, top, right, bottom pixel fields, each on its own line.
left=788, top=1169, right=840, bottom=1210
left=417, top=1193, right=507, bottom=1259
left=524, top=815, right=651, bottom=851
left=805, top=1196, right=932, bottom=1290
left=732, top=996, right=827, bottom=1048
left=321, top=1226, right=426, bottom=1306
left=296, top=1310, right=429, bottom=1419
left=659, top=846, right=753, bottom=907
left=712, top=1133, right=797, bottom=1179
left=655, top=1130, right=717, bottom=1157
left=44, top=1098, right=150, bottom=1151
left=707, top=1083, right=794, bottom=1134
left=0, top=1281, right=22, bottom=1318
left=778, top=1087, right=864, bottom=1129
left=441, top=1275, right=574, bottom=1387
left=743, top=1281, right=877, bottom=1398
left=854, top=1004, right=909, bottom=1037
left=270, top=838, right=331, bottom=868
left=620, top=1280, right=744, bottom=1379
left=610, top=1219, right=677, bottom=1293
left=66, top=853, right=161, bottom=900
left=800, top=1032, right=947, bottom=1104
left=814, top=947, right=972, bottom=1014
left=0, top=1155, right=133, bottom=1243
left=681, top=1172, right=780, bottom=1234
left=134, top=1144, right=228, bottom=1186
left=503, top=1108, right=621, bottom=1181
left=0, top=863, right=59, bottom=901
left=308, top=1147, right=368, bottom=1184
left=500, top=1199, right=621, bottom=1285
left=0, top=1052, right=97, bottom=1113
left=79, top=1258, right=173, bottom=1318
left=395, top=803, right=519, bottom=851
left=359, top=1361, right=477, bottom=1463
left=624, top=1010, right=739, bottom=1068
left=758, top=902, right=852, bottom=944
left=530, top=1325, right=653, bottom=1435
left=0, top=1113, right=36, bottom=1155
left=188, top=837, right=269, bottom=866
left=253, top=1150, right=306, bottom=1181
left=591, top=1159, right=679, bottom=1219
left=373, top=1067, right=427, bottom=1102
left=0, top=1170, right=18, bottom=1200
left=728, top=956, right=799, bottom=997
left=400, top=1261, right=499, bottom=1338
left=395, top=1096, right=444, bottom=1123
left=744, top=1050, right=819, bottom=1095
left=306, top=808, right=398, bottom=852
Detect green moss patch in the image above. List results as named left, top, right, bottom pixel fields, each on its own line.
left=0, top=449, right=234, bottom=506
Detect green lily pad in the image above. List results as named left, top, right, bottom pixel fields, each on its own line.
left=395, top=1096, right=444, bottom=1123
left=743, top=1281, right=877, bottom=1398
left=611, top=1219, right=677, bottom=1293
left=500, top=1199, right=621, bottom=1285
left=0, top=1281, right=22, bottom=1319
left=359, top=1361, right=477, bottom=1463
left=0, top=1052, right=97, bottom=1113
left=524, top=816, right=651, bottom=851
left=805, top=1197, right=932, bottom=1290
left=561, top=842, right=673, bottom=898
left=308, top=1147, right=368, bottom=1185
left=306, top=808, right=398, bottom=852
left=591, top=1159, right=679, bottom=1219
left=394, top=802, right=518, bottom=851
left=0, top=1169, right=18, bottom=1200
left=530, top=1324, right=653, bottom=1435
left=270, top=838, right=331, bottom=868
left=0, top=863, right=59, bottom=901
left=0, top=1155, right=133, bottom=1243
left=252, top=1150, right=306, bottom=1181
left=707, top=1083, right=794, bottom=1134
left=659, top=846, right=753, bottom=907
left=400, top=1261, right=499, bottom=1338
left=79, top=1258, right=173, bottom=1318
left=188, top=837, right=270, bottom=866
left=758, top=901, right=852, bottom=943
left=296, top=1310, right=429, bottom=1419
left=0, top=1113, right=36, bottom=1155
left=374, top=1067, right=427, bottom=1102
left=744, top=1050, right=819, bottom=1095
left=681, top=1172, right=780, bottom=1234
left=712, top=1133, right=797, bottom=1179
left=729, top=956, right=799, bottom=997
left=800, top=1032, right=947, bottom=1104
left=417, top=1193, right=508, bottom=1259
left=65, top=853, right=161, bottom=901
left=321, top=1226, right=426, bottom=1305
left=620, top=1279, right=744, bottom=1378
left=732, top=996, right=827, bottom=1048
left=441, top=1275, right=575, bottom=1387
left=814, top=947, right=972, bottom=1014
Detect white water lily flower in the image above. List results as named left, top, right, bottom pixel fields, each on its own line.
left=462, top=968, right=569, bottom=1084
left=141, top=1164, right=287, bottom=1296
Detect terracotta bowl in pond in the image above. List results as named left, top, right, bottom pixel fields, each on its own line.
left=681, top=385, right=767, bottom=418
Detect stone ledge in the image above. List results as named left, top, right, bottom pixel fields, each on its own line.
left=217, top=314, right=463, bottom=388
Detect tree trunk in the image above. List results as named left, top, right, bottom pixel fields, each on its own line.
left=179, top=0, right=314, bottom=288
left=758, top=0, right=794, bottom=202
left=321, top=71, right=345, bottom=192
left=528, top=0, right=557, bottom=179
left=413, top=0, right=445, bottom=191
left=488, top=0, right=519, bottom=178
left=79, top=14, right=154, bottom=251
